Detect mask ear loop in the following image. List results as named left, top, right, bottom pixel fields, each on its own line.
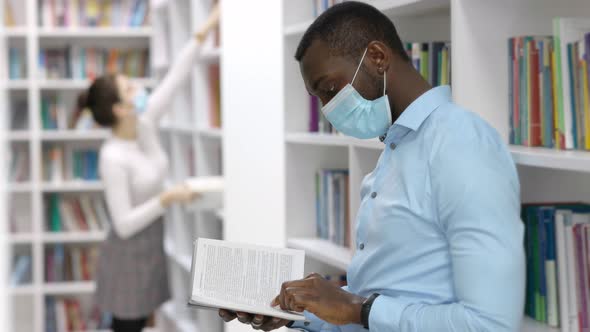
left=351, top=48, right=369, bottom=86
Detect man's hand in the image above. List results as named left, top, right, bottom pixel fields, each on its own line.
left=271, top=273, right=366, bottom=326
left=218, top=310, right=291, bottom=331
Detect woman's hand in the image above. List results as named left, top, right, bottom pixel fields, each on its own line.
left=160, top=183, right=199, bottom=207
left=195, top=3, right=221, bottom=43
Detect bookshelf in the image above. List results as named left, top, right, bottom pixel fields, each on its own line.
left=1, top=0, right=154, bottom=331
left=151, top=1, right=223, bottom=332
left=221, top=1, right=590, bottom=332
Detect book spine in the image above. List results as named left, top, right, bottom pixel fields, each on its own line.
left=543, top=208, right=559, bottom=327
left=529, top=40, right=541, bottom=146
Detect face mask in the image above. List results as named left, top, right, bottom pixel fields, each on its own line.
left=321, top=48, right=392, bottom=139
left=133, top=87, right=149, bottom=114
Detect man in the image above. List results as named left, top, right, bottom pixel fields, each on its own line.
left=220, top=2, right=525, bottom=331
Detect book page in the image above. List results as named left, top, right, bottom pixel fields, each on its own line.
left=190, top=238, right=305, bottom=320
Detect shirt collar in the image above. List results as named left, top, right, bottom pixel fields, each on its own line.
left=395, top=85, right=451, bottom=131
left=382, top=86, right=451, bottom=144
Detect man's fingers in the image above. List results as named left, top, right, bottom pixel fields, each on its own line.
left=236, top=312, right=253, bottom=324
left=218, top=309, right=237, bottom=322
left=251, top=315, right=270, bottom=330
left=284, top=287, right=315, bottom=311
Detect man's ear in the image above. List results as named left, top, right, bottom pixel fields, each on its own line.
left=366, top=41, right=390, bottom=75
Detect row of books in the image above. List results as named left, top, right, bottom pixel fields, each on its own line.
left=46, top=297, right=111, bottom=332
left=39, top=47, right=150, bottom=80
left=405, top=42, right=452, bottom=87
left=9, top=144, right=30, bottom=182
left=39, top=0, right=149, bottom=28
left=43, top=146, right=99, bottom=182
left=41, top=94, right=97, bottom=130
left=312, top=0, right=345, bottom=17
left=11, top=254, right=32, bottom=286
left=522, top=203, right=590, bottom=332
left=45, top=244, right=98, bottom=282
left=46, top=194, right=108, bottom=232
left=509, top=18, right=590, bottom=150
left=4, top=0, right=25, bottom=26
left=8, top=48, right=26, bottom=80
left=315, top=169, right=351, bottom=247
left=209, top=64, right=222, bottom=128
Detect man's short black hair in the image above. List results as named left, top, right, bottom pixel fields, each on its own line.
left=295, top=1, right=409, bottom=63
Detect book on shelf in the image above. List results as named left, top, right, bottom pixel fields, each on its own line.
left=189, top=238, right=306, bottom=321
left=522, top=203, right=590, bottom=332
left=405, top=42, right=452, bottom=87
left=39, top=0, right=150, bottom=28
left=9, top=144, right=30, bottom=182
left=9, top=48, right=26, bottom=80
left=510, top=19, right=590, bottom=150
left=9, top=98, right=28, bottom=130
left=10, top=254, right=32, bottom=286
left=41, top=94, right=99, bottom=130
left=45, top=244, right=98, bottom=282
left=316, top=169, right=350, bottom=248
left=8, top=194, right=32, bottom=234
left=553, top=18, right=590, bottom=150
left=312, top=0, right=344, bottom=17
left=308, top=95, right=339, bottom=134
left=46, top=194, right=108, bottom=232
left=39, top=46, right=150, bottom=80
left=4, top=0, right=26, bottom=26
left=45, top=297, right=111, bottom=332
left=43, top=146, right=99, bottom=182
left=208, top=64, right=222, bottom=128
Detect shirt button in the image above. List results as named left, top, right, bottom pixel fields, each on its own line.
left=359, top=243, right=365, bottom=250
left=371, top=192, right=377, bottom=199
left=304, top=322, right=310, bottom=326
left=390, top=143, right=397, bottom=150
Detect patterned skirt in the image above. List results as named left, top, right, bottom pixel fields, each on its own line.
left=95, top=218, right=170, bottom=319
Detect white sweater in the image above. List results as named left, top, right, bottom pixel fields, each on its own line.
left=99, top=40, right=199, bottom=239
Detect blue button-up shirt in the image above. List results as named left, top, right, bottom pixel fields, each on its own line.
left=291, top=86, right=525, bottom=332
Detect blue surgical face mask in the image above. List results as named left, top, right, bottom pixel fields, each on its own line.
left=133, top=87, right=149, bottom=114
left=321, top=48, right=392, bottom=139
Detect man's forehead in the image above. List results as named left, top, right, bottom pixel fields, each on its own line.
left=300, top=39, right=331, bottom=73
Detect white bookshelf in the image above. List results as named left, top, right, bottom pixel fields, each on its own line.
left=37, top=27, right=152, bottom=38
left=153, top=1, right=224, bottom=332
left=222, top=1, right=590, bottom=332
left=1, top=1, right=154, bottom=332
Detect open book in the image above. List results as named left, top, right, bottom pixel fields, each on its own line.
left=189, top=238, right=306, bottom=321
left=184, top=176, right=224, bottom=210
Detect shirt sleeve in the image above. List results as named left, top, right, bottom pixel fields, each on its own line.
left=101, top=156, right=165, bottom=239
left=142, top=39, right=200, bottom=123
left=369, top=129, right=525, bottom=332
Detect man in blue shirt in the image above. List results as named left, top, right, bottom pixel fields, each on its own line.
left=219, top=2, right=524, bottom=331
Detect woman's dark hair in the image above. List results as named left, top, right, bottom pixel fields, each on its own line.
left=81, top=74, right=121, bottom=127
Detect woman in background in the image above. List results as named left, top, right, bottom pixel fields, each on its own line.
left=79, top=6, right=220, bottom=332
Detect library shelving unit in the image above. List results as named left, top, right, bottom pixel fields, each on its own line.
left=278, top=0, right=590, bottom=331
left=151, top=1, right=223, bottom=332
left=1, top=1, right=155, bottom=332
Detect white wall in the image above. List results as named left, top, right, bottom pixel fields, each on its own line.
left=221, top=0, right=285, bottom=330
